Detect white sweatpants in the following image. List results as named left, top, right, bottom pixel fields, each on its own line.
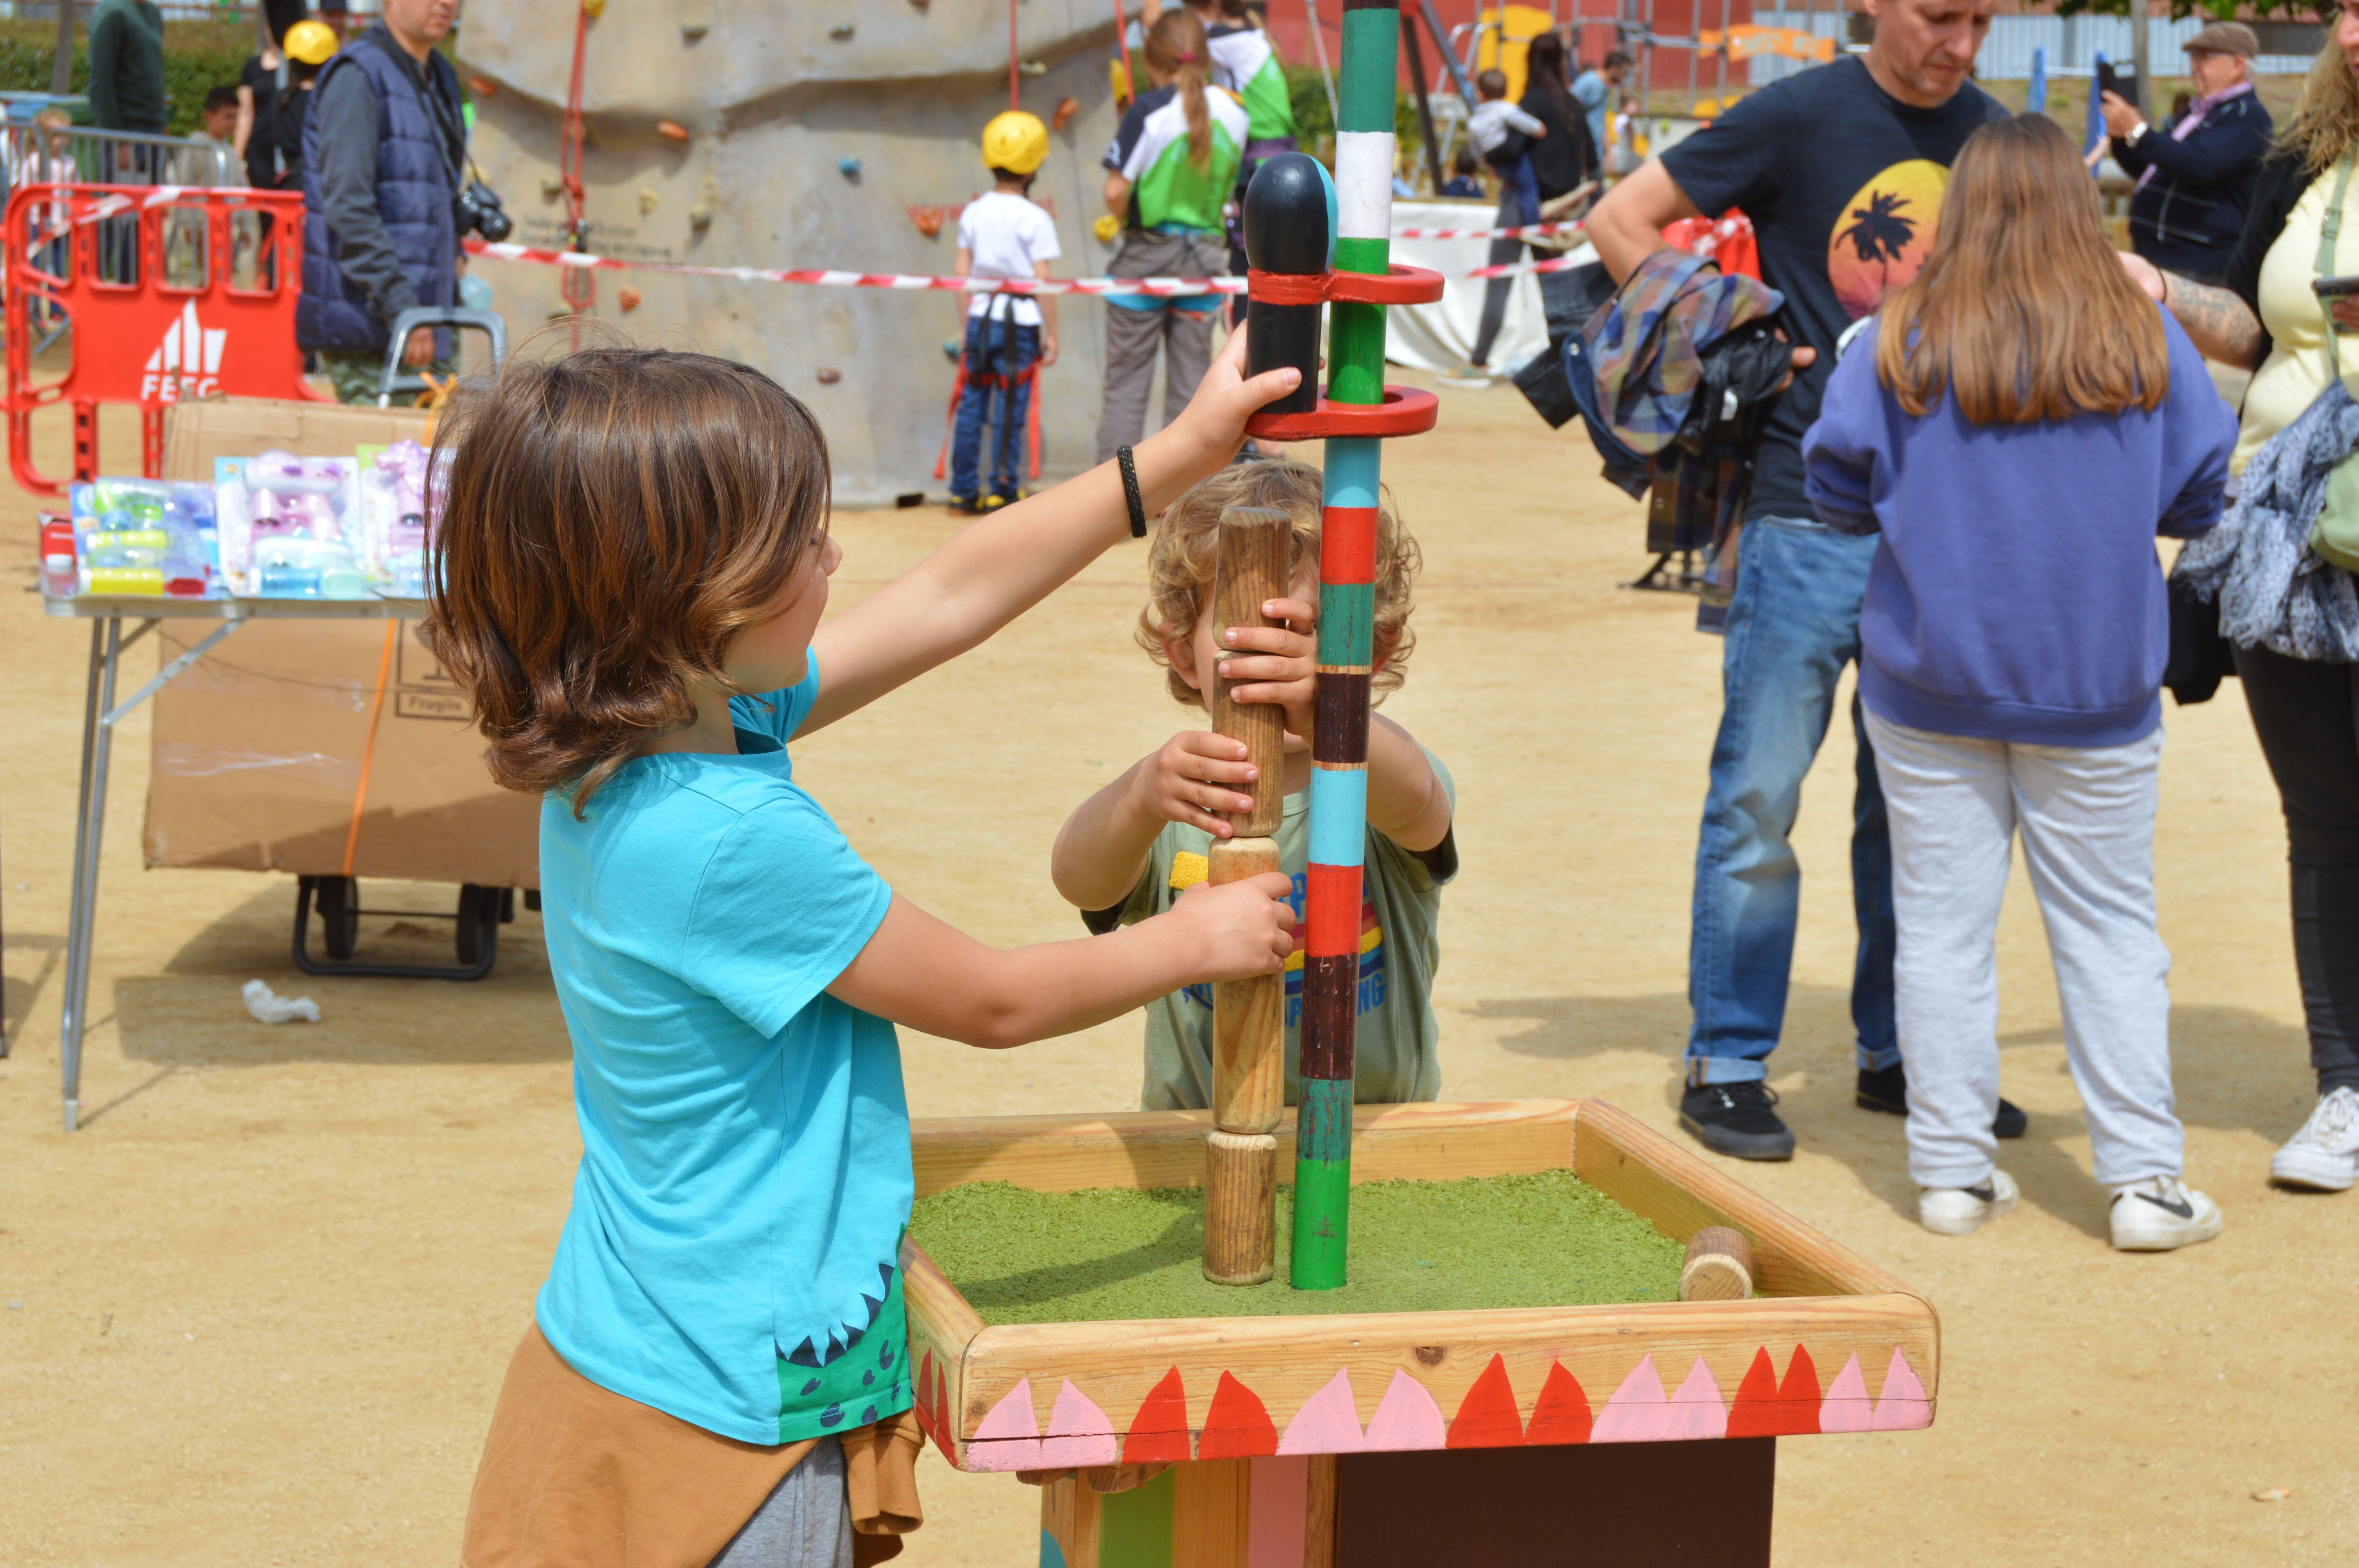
left=1864, top=711, right=2184, bottom=1190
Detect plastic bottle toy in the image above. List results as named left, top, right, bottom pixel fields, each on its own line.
left=246, top=450, right=349, bottom=542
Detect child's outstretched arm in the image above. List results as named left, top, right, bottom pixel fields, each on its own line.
left=803, top=330, right=1299, bottom=732
left=828, top=872, right=1295, bottom=1049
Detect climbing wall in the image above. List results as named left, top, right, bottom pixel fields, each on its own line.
left=456, top=1, right=1129, bottom=504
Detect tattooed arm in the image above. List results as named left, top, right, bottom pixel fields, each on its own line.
left=2117, top=250, right=2266, bottom=370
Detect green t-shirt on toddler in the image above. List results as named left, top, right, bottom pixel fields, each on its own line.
left=1085, top=751, right=1457, bottom=1110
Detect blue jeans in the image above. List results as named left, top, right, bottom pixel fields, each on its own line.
left=1686, top=515, right=1899, bottom=1085
left=1507, top=153, right=1539, bottom=227
left=950, top=312, right=1039, bottom=501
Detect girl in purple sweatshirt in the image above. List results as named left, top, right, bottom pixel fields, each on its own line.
left=1802, top=113, right=2236, bottom=1252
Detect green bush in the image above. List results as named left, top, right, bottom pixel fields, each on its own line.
left=0, top=17, right=256, bottom=136
left=1285, top=64, right=1426, bottom=163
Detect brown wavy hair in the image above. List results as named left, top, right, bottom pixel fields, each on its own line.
left=1146, top=11, right=1214, bottom=173
left=1876, top=113, right=2167, bottom=425
left=423, top=346, right=831, bottom=816
left=1137, top=458, right=1419, bottom=708
left=2280, top=33, right=2359, bottom=176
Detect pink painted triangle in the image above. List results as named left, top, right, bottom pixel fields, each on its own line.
left=1662, top=1356, right=1729, bottom=1441
left=966, top=1377, right=1044, bottom=1470
left=1278, top=1368, right=1365, bottom=1455
left=1820, top=1352, right=1874, bottom=1434
left=1040, top=1378, right=1120, bottom=1466
left=1361, top=1368, right=1448, bottom=1452
left=1870, top=1348, right=1932, bottom=1431
left=1589, top=1354, right=1674, bottom=1444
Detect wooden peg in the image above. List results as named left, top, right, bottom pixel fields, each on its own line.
left=1210, top=505, right=1292, bottom=838
left=1209, top=838, right=1285, bottom=1136
left=1204, top=1130, right=1279, bottom=1284
left=1679, top=1225, right=1757, bottom=1301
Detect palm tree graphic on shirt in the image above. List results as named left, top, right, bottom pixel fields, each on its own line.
left=1839, top=190, right=1918, bottom=292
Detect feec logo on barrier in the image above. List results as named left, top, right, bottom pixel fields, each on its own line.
left=141, top=300, right=228, bottom=402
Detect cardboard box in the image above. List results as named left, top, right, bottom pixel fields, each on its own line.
left=142, top=399, right=539, bottom=888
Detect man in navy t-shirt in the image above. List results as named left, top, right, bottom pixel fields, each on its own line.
left=1585, top=0, right=2026, bottom=1160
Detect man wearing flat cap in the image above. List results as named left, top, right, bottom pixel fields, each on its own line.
left=2102, top=22, right=2273, bottom=283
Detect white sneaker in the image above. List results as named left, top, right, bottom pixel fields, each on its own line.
left=1919, top=1170, right=2019, bottom=1235
left=2109, top=1176, right=2223, bottom=1251
left=2269, top=1086, right=2359, bottom=1192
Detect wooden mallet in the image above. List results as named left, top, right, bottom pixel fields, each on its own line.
left=1203, top=503, right=1292, bottom=1286
left=1679, top=1226, right=1756, bottom=1302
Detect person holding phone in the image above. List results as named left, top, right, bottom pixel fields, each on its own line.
left=2103, top=23, right=2272, bottom=283
left=2119, top=2, right=2359, bottom=1198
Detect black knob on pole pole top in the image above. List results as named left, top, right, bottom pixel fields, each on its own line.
left=1243, top=152, right=1333, bottom=417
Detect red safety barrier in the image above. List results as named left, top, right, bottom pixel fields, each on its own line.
left=4, top=183, right=323, bottom=496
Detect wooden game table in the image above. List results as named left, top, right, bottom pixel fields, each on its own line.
left=904, top=1099, right=1937, bottom=1568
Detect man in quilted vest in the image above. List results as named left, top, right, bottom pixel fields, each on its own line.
left=299, top=0, right=465, bottom=403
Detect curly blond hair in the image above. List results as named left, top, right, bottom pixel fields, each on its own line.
left=1136, top=457, right=1420, bottom=710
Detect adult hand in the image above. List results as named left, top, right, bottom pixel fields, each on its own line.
left=1135, top=731, right=1263, bottom=838
left=1218, top=593, right=1317, bottom=750
left=402, top=325, right=436, bottom=367
left=1165, top=323, right=1301, bottom=467
left=1167, top=872, right=1296, bottom=979
left=2116, top=249, right=2167, bottom=303
left=2099, top=91, right=2143, bottom=141
left=2333, top=296, right=2359, bottom=335
left=1770, top=333, right=1818, bottom=395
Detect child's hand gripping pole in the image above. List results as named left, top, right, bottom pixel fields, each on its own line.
left=1204, top=504, right=1292, bottom=1286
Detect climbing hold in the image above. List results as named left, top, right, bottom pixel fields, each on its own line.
left=1110, top=59, right=1132, bottom=108
left=1052, top=97, right=1080, bottom=131
left=638, top=188, right=660, bottom=213
left=1091, top=212, right=1122, bottom=244
left=942, top=337, right=962, bottom=360
left=581, top=0, right=604, bottom=15
left=540, top=174, right=563, bottom=200
left=680, top=19, right=709, bottom=39
left=656, top=120, right=691, bottom=143
left=1019, top=59, right=1047, bottom=76
left=830, top=23, right=855, bottom=40
left=689, top=204, right=713, bottom=230
left=617, top=287, right=643, bottom=312
left=838, top=157, right=862, bottom=179
left=816, top=368, right=842, bottom=385
left=910, top=205, right=945, bottom=239
left=467, top=74, right=498, bottom=97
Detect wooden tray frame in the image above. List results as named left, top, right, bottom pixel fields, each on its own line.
left=904, top=1099, right=1938, bottom=1472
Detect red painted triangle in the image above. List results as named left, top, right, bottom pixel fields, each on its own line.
left=1122, top=1367, right=1193, bottom=1464
left=1725, top=1347, right=1785, bottom=1439
left=915, top=1350, right=936, bottom=1431
left=1197, top=1370, right=1279, bottom=1459
left=1776, top=1344, right=1821, bottom=1435
left=1446, top=1353, right=1527, bottom=1448
left=1523, top=1360, right=1591, bottom=1446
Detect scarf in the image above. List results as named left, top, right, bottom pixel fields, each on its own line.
left=2132, top=81, right=2254, bottom=194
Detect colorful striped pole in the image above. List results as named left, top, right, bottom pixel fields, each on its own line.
left=1290, top=0, right=1401, bottom=1292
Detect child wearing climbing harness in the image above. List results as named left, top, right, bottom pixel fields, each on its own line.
left=436, top=335, right=1303, bottom=1567
left=1144, top=0, right=1302, bottom=320
left=1802, top=114, right=2235, bottom=1253
left=1095, top=9, right=1249, bottom=465
left=1050, top=457, right=1459, bottom=1114
left=950, top=111, right=1061, bottom=516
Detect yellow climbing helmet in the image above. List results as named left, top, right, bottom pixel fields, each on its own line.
left=283, top=18, right=340, bottom=65
left=981, top=110, right=1049, bottom=176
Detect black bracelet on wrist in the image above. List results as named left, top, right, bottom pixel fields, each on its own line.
left=1117, top=445, right=1146, bottom=538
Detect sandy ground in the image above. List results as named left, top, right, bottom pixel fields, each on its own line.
left=2, top=378, right=2353, bottom=1566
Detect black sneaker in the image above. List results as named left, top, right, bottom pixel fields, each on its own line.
left=1679, top=1081, right=1796, bottom=1161
left=1857, top=1062, right=2027, bottom=1139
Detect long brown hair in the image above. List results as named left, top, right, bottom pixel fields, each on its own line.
left=1147, top=11, right=1214, bottom=172
left=1876, top=113, right=2168, bottom=425
left=423, top=345, right=832, bottom=815
left=2280, top=31, right=2359, bottom=176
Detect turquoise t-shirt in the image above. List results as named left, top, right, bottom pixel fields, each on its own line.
left=534, top=658, right=916, bottom=1445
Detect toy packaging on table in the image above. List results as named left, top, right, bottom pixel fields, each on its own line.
left=43, top=441, right=446, bottom=602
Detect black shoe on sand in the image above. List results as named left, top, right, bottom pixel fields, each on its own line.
left=1857, top=1062, right=2027, bottom=1139
left=1679, top=1082, right=1796, bottom=1161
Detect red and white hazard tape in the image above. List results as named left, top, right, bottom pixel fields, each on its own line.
left=462, top=232, right=1594, bottom=296
left=1388, top=217, right=1585, bottom=241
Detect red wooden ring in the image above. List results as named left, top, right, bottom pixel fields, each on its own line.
left=1243, top=386, right=1439, bottom=441
left=1245, top=268, right=1327, bottom=305
left=1243, top=264, right=1449, bottom=307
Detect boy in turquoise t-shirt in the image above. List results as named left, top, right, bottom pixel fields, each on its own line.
left=437, top=336, right=1306, bottom=1559
left=1052, top=459, right=1458, bottom=1111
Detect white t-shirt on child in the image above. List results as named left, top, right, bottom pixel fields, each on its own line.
left=958, top=190, right=1061, bottom=327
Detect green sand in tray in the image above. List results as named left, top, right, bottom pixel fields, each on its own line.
left=908, top=1170, right=1685, bottom=1325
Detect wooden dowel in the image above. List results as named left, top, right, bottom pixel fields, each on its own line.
left=1210, top=838, right=1285, bottom=1136
left=1203, top=1130, right=1279, bottom=1284
left=1210, top=504, right=1292, bottom=838
left=1679, top=1225, right=1757, bottom=1301
left=1302, top=1453, right=1339, bottom=1568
